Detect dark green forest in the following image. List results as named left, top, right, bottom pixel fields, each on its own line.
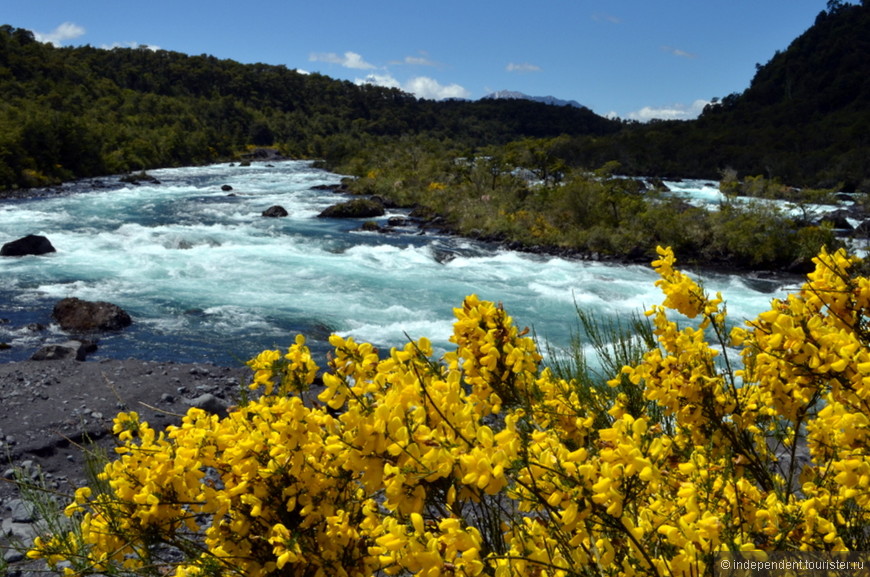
left=0, top=24, right=620, bottom=189
left=2, top=1, right=869, bottom=270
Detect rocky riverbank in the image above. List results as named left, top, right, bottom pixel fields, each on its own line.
left=0, top=358, right=250, bottom=574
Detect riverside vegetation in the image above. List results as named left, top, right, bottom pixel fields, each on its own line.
left=340, top=138, right=846, bottom=270
left=15, top=245, right=870, bottom=576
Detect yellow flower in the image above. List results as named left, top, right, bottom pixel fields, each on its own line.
left=32, top=251, right=870, bottom=576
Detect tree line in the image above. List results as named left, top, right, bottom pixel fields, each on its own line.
left=0, top=24, right=620, bottom=190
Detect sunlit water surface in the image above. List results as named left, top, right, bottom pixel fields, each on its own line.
left=0, top=162, right=790, bottom=366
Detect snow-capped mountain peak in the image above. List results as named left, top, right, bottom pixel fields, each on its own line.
left=482, top=90, right=587, bottom=109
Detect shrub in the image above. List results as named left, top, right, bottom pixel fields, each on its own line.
left=27, top=247, right=870, bottom=576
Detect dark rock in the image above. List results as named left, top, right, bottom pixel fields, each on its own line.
left=646, top=177, right=671, bottom=192
left=52, top=298, right=132, bottom=332
left=786, top=258, right=815, bottom=275
left=387, top=216, right=409, bottom=227
left=311, top=183, right=349, bottom=193
left=820, top=209, right=854, bottom=230
left=318, top=198, right=385, bottom=219
left=31, top=340, right=97, bottom=362
left=360, top=220, right=382, bottom=232
left=262, top=205, right=289, bottom=218
left=120, top=171, right=160, bottom=185
left=1, top=235, right=56, bottom=257
left=221, top=184, right=233, bottom=192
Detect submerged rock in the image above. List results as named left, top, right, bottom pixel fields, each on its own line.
left=1, top=234, right=56, bottom=257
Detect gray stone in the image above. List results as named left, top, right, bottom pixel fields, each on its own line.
left=2, top=517, right=37, bottom=542
left=30, top=340, right=97, bottom=362
left=185, top=393, right=228, bottom=418
left=6, top=499, right=36, bottom=523
left=4, top=547, right=25, bottom=563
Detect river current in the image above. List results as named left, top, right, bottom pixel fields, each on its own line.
left=0, top=161, right=788, bottom=366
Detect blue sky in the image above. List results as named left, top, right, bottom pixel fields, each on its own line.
left=4, top=0, right=833, bottom=121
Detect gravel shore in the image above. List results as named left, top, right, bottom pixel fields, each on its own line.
left=0, top=358, right=250, bottom=572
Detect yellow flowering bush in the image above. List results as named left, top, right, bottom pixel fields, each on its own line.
left=27, top=246, right=870, bottom=576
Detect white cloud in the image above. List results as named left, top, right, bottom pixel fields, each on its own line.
left=309, top=51, right=375, bottom=70
left=358, top=73, right=402, bottom=90
left=357, top=73, right=470, bottom=101
left=506, top=62, right=541, bottom=73
left=35, top=22, right=86, bottom=45
left=662, top=46, right=697, bottom=59
left=398, top=54, right=438, bottom=67
left=592, top=13, right=621, bottom=24
left=405, top=77, right=470, bottom=100
left=627, top=99, right=710, bottom=122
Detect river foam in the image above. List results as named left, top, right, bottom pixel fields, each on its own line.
left=1, top=161, right=785, bottom=365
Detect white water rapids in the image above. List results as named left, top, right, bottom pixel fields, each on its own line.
left=0, top=161, right=790, bottom=366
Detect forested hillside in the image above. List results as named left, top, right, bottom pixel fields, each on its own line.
left=0, top=24, right=618, bottom=190
left=592, top=1, right=870, bottom=189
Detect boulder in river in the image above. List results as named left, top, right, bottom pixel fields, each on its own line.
left=1, top=234, right=56, bottom=257
left=52, top=298, right=133, bottom=332
left=119, top=171, right=160, bottom=185
left=317, top=198, right=385, bottom=219
left=262, top=205, right=289, bottom=217
left=820, top=209, right=855, bottom=230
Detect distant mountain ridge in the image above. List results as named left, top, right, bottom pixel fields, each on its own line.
left=481, top=90, right=587, bottom=109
